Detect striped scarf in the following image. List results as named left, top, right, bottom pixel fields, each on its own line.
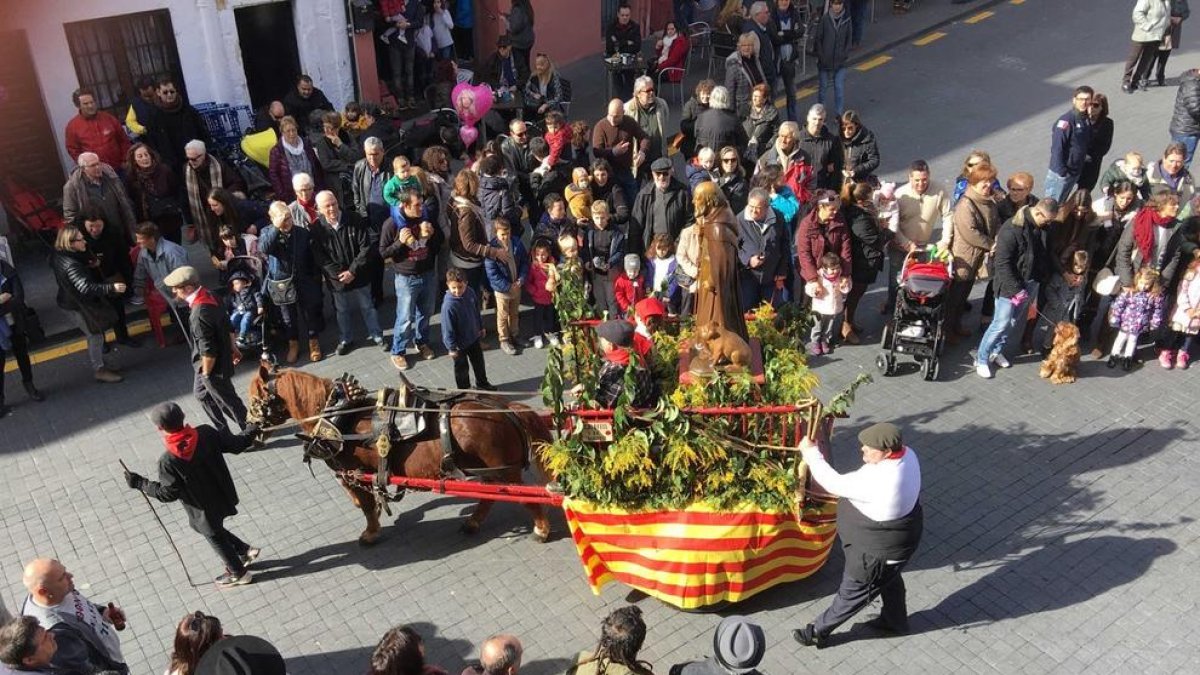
left=186, top=157, right=224, bottom=253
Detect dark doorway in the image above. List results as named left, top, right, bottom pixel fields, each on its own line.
left=236, top=2, right=302, bottom=110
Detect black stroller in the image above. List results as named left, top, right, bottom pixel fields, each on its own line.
left=877, top=249, right=953, bottom=381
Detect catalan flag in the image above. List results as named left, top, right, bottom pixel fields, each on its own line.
left=563, top=499, right=838, bottom=610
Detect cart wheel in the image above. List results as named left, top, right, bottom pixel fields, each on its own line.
left=922, top=358, right=939, bottom=381
left=876, top=353, right=896, bottom=376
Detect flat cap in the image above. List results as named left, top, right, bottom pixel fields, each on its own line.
left=150, top=402, right=186, bottom=430
left=163, top=265, right=200, bottom=288
left=650, top=157, right=673, bottom=173
left=858, top=422, right=903, bottom=452
left=596, top=320, right=634, bottom=347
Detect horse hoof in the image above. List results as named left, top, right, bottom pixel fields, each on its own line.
left=460, top=520, right=480, bottom=536
left=358, top=533, right=380, bottom=547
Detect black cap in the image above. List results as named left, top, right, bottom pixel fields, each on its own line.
left=651, top=157, right=673, bottom=173
left=150, top=402, right=186, bottom=430
left=596, top=320, right=634, bottom=347
left=196, top=636, right=286, bottom=675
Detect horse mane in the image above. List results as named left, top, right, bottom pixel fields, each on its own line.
left=276, top=369, right=334, bottom=430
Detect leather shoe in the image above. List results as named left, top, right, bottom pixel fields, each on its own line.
left=335, top=341, right=352, bottom=356
left=792, top=624, right=825, bottom=648
left=23, top=382, right=45, bottom=402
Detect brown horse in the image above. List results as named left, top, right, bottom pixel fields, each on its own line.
left=247, top=362, right=553, bottom=545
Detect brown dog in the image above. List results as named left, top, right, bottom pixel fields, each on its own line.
left=1039, top=321, right=1081, bottom=384
left=695, top=321, right=752, bottom=371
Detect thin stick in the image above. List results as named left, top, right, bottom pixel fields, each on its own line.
left=119, top=459, right=201, bottom=588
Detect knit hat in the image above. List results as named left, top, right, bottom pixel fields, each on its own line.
left=229, top=270, right=253, bottom=284
left=634, top=297, right=666, bottom=323
left=196, top=635, right=286, bottom=675
left=596, top=320, right=634, bottom=347
left=712, top=616, right=765, bottom=674
left=858, top=422, right=903, bottom=452
left=163, top=265, right=200, bottom=288
left=624, top=254, right=642, bottom=276
left=150, top=402, right=186, bottom=431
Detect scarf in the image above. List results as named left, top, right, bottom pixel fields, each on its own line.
left=603, top=346, right=632, bottom=365
left=1132, top=206, right=1173, bottom=264
left=659, top=33, right=677, bottom=64
left=186, top=157, right=224, bottom=253
left=282, top=138, right=312, bottom=178
left=300, top=198, right=319, bottom=225
left=163, top=425, right=199, bottom=461
left=186, top=286, right=220, bottom=309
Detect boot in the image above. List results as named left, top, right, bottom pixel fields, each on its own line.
left=841, top=322, right=860, bottom=345
left=23, top=381, right=45, bottom=402
left=285, top=340, right=300, bottom=364
left=308, top=338, right=323, bottom=362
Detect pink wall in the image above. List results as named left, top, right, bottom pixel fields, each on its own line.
left=474, top=0, right=604, bottom=69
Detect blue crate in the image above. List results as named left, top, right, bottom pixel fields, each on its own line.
left=195, top=102, right=254, bottom=152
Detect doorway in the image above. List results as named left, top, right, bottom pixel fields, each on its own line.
left=236, top=2, right=302, bottom=109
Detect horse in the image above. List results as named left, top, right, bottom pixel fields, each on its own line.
left=247, top=362, right=553, bottom=545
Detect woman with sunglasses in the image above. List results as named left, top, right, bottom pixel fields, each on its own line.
left=51, top=226, right=127, bottom=383
left=1077, top=93, right=1114, bottom=192
left=716, top=146, right=750, bottom=215
left=524, top=53, right=566, bottom=119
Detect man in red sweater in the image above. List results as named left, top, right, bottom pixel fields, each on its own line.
left=65, top=88, right=130, bottom=169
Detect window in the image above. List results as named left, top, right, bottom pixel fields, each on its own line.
left=64, top=9, right=185, bottom=117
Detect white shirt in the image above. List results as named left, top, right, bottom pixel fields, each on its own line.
left=802, top=445, right=922, bottom=522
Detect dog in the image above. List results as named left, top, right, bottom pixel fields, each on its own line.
left=1039, top=321, right=1081, bottom=384
left=693, top=321, right=753, bottom=372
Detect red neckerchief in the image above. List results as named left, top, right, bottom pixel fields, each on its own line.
left=1132, top=207, right=1173, bottom=264
left=164, top=425, right=199, bottom=460
left=604, top=346, right=632, bottom=365
left=300, top=198, right=318, bottom=224
left=187, top=287, right=220, bottom=309
left=632, top=332, right=653, bottom=360
left=885, top=447, right=907, bottom=460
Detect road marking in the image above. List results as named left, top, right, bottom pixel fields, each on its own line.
left=1010, top=0, right=1026, bottom=4
left=772, top=86, right=818, bottom=110
left=912, top=31, right=946, bottom=46
left=855, top=55, right=893, bottom=72
left=965, top=10, right=995, bottom=23
left=4, top=317, right=172, bottom=373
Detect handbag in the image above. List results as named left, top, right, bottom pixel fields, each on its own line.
left=267, top=275, right=297, bottom=305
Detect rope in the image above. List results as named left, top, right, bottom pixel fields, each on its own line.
left=255, top=399, right=547, bottom=435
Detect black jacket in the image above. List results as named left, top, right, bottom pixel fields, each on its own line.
left=842, top=125, right=881, bottom=182
left=282, top=87, right=334, bottom=131
left=51, top=250, right=119, bottom=333
left=592, top=178, right=631, bottom=228
left=188, top=291, right=236, bottom=378
left=737, top=206, right=790, bottom=283
left=606, top=20, right=642, bottom=55
left=749, top=20, right=778, bottom=84
left=1170, top=70, right=1200, bottom=137
left=478, top=173, right=524, bottom=237
left=993, top=206, right=1055, bottom=299
left=311, top=211, right=376, bottom=290
left=694, top=108, right=748, bottom=159
left=146, top=102, right=211, bottom=169
left=84, top=225, right=134, bottom=284
left=799, top=124, right=844, bottom=191
left=631, top=178, right=693, bottom=252
left=809, top=9, right=852, bottom=71
left=844, top=203, right=888, bottom=284
left=0, top=259, right=29, bottom=336
left=142, top=425, right=252, bottom=535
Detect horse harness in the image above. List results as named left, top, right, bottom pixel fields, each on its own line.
left=285, top=374, right=531, bottom=514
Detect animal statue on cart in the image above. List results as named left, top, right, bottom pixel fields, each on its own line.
left=248, top=362, right=553, bottom=545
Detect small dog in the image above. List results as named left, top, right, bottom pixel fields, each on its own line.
left=1039, top=321, right=1081, bottom=384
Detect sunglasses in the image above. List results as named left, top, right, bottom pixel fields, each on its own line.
left=721, top=157, right=738, bottom=163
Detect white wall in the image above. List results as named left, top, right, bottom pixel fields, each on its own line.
left=1, top=0, right=354, bottom=176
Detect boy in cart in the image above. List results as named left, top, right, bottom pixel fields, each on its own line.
left=570, top=320, right=660, bottom=409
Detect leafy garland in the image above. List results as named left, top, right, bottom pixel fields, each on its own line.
left=539, top=303, right=872, bottom=511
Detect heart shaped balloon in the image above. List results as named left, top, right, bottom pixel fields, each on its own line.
left=459, top=124, right=479, bottom=149
left=451, top=82, right=494, bottom=125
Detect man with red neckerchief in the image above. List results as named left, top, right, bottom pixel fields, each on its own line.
left=123, top=402, right=260, bottom=588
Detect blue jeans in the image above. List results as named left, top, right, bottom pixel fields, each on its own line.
left=391, top=270, right=436, bottom=353
left=849, top=0, right=870, bottom=46
left=1171, top=134, right=1198, bottom=168
left=975, top=281, right=1038, bottom=366
left=1043, top=170, right=1077, bottom=203
left=818, top=68, right=846, bottom=117
left=777, top=61, right=799, bottom=123
left=230, top=310, right=254, bottom=337
left=331, top=285, right=382, bottom=343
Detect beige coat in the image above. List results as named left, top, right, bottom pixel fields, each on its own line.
left=949, top=190, right=999, bottom=281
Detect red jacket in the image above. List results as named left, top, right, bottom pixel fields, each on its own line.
left=527, top=259, right=555, bottom=306
left=614, top=273, right=646, bottom=316
left=65, top=112, right=130, bottom=168
left=545, top=126, right=571, bottom=166
left=795, top=210, right=852, bottom=282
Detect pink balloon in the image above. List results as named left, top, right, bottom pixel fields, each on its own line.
left=451, top=82, right=494, bottom=125
left=459, top=125, right=479, bottom=148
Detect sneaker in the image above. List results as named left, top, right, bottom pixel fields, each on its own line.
left=391, top=354, right=409, bottom=370
left=236, top=337, right=250, bottom=350
left=992, top=353, right=1011, bottom=369
left=241, top=547, right=261, bottom=567
left=548, top=333, right=561, bottom=347
left=1107, top=355, right=1118, bottom=369
left=1158, top=350, right=1175, bottom=370
left=1177, top=351, right=1190, bottom=370
left=500, top=341, right=518, bottom=356
left=336, top=341, right=352, bottom=356
left=792, top=624, right=825, bottom=649
left=371, top=335, right=386, bottom=349
left=94, top=368, right=123, bottom=384
left=417, top=344, right=436, bottom=360
left=214, top=570, right=253, bottom=588
left=532, top=335, right=545, bottom=349
left=975, top=363, right=993, bottom=379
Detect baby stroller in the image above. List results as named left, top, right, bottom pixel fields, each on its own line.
left=225, top=257, right=266, bottom=353
left=877, top=248, right=953, bottom=381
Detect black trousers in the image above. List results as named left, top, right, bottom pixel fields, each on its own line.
left=203, top=521, right=250, bottom=576
left=193, top=369, right=248, bottom=433
left=110, top=296, right=130, bottom=341
left=1148, top=48, right=1173, bottom=82
left=0, top=331, right=34, bottom=404
left=814, top=559, right=910, bottom=636
left=1123, top=41, right=1161, bottom=86
left=452, top=341, right=489, bottom=389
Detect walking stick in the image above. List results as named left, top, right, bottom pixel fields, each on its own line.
left=118, top=459, right=201, bottom=588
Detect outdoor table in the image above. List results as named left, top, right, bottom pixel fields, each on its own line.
left=605, top=54, right=647, bottom=100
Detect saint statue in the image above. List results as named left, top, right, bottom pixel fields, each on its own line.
left=691, top=181, right=747, bottom=342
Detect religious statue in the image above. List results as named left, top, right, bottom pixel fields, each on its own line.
left=691, top=181, right=747, bottom=341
